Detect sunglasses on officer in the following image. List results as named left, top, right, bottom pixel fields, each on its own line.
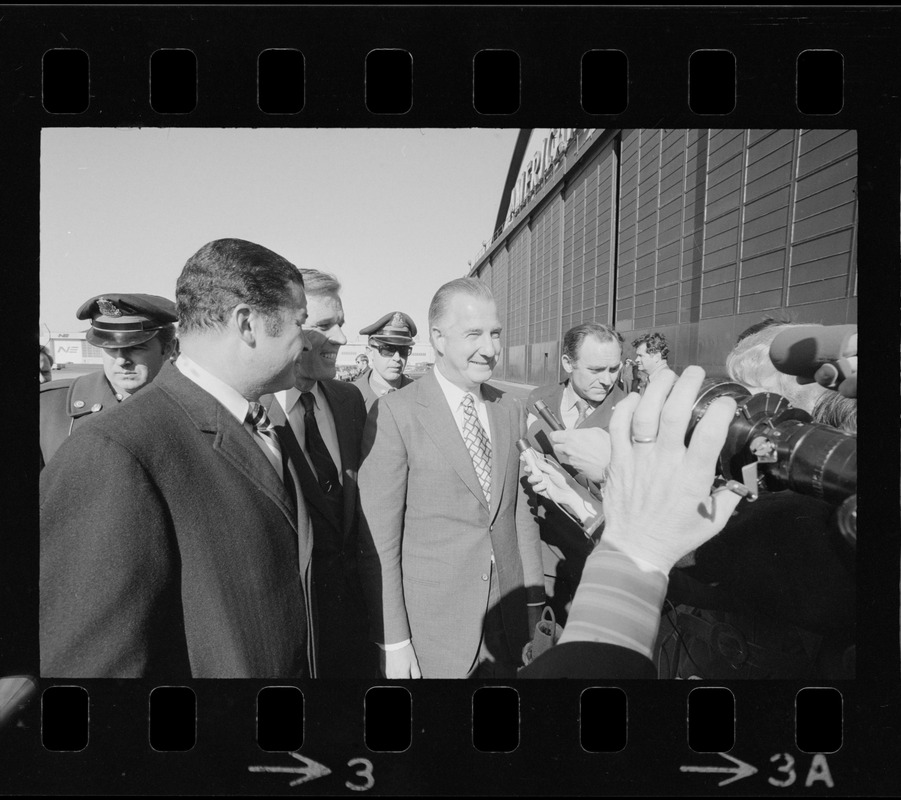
left=372, top=343, right=412, bottom=358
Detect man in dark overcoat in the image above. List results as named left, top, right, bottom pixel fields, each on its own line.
left=40, top=238, right=316, bottom=679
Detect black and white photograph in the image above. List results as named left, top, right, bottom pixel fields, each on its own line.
left=37, top=127, right=858, bottom=682
left=3, top=5, right=897, bottom=796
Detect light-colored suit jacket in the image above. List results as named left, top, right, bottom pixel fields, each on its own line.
left=357, top=369, right=545, bottom=678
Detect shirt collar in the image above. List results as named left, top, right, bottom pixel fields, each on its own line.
left=175, top=353, right=250, bottom=425
left=369, top=368, right=398, bottom=396
left=562, top=381, right=582, bottom=412
left=434, top=363, right=484, bottom=410
left=277, top=382, right=324, bottom=415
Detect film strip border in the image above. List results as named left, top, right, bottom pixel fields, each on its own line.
left=6, top=679, right=860, bottom=794
left=42, top=48, right=845, bottom=118
left=4, top=5, right=900, bottom=797
left=1, top=6, right=898, bottom=126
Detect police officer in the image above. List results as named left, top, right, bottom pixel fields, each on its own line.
left=39, top=293, right=178, bottom=467
left=352, top=311, right=417, bottom=412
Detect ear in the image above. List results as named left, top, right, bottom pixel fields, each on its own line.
left=232, top=304, right=256, bottom=344
left=561, top=354, right=574, bottom=375
left=430, top=326, right=445, bottom=355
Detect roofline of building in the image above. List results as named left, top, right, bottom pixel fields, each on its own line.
left=471, top=128, right=617, bottom=278
left=492, top=129, right=533, bottom=236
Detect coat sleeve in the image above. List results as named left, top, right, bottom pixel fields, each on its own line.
left=39, top=430, right=186, bottom=678
left=513, top=400, right=547, bottom=605
left=356, top=399, right=412, bottom=645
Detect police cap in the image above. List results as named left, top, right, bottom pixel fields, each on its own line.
left=359, top=311, right=417, bottom=346
left=76, top=293, right=178, bottom=349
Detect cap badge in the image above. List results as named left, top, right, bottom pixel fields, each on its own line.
left=97, top=297, right=122, bottom=317
left=390, top=312, right=406, bottom=328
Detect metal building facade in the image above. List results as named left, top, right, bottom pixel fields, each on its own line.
left=472, top=128, right=858, bottom=385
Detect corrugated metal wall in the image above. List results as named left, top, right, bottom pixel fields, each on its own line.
left=476, top=128, right=857, bottom=383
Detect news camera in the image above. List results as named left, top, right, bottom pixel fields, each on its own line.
left=686, top=382, right=857, bottom=544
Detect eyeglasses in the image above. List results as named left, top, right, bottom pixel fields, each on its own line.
left=373, top=344, right=412, bottom=358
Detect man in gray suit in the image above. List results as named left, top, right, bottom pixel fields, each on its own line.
left=358, top=278, right=545, bottom=679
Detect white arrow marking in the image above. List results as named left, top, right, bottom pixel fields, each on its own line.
left=248, top=753, right=332, bottom=787
left=680, top=753, right=758, bottom=787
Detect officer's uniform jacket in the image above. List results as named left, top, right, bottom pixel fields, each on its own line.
left=39, top=371, right=122, bottom=468
left=352, top=368, right=414, bottom=413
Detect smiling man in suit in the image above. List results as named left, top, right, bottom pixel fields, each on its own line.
left=264, top=269, right=376, bottom=679
left=40, top=238, right=316, bottom=679
left=358, top=277, right=545, bottom=679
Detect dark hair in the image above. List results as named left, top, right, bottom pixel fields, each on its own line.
left=562, top=323, right=623, bottom=361
left=736, top=315, right=792, bottom=343
left=176, top=239, right=304, bottom=335
left=631, top=332, right=669, bottom=360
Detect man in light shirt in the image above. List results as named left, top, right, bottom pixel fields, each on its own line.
left=358, top=277, right=545, bottom=678
left=40, top=239, right=316, bottom=679
left=264, top=269, right=375, bottom=679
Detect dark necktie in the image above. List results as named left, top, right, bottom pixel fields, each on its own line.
left=246, top=401, right=297, bottom=512
left=299, top=392, right=342, bottom=497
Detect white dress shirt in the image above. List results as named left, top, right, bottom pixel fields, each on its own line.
left=175, top=354, right=282, bottom=476
left=433, top=365, right=492, bottom=444
left=275, top=383, right=343, bottom=485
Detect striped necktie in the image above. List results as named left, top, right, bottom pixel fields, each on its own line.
left=247, top=401, right=296, bottom=510
left=461, top=393, right=491, bottom=505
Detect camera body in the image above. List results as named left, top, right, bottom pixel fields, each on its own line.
left=688, top=382, right=857, bottom=505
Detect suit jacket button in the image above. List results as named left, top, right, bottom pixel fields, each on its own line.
left=481, top=573, right=488, bottom=581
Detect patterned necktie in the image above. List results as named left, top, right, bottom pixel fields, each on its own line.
left=247, top=401, right=297, bottom=511
left=461, top=393, right=492, bottom=505
left=299, top=392, right=342, bottom=497
left=575, top=398, right=591, bottom=427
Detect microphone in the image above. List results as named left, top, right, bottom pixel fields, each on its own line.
left=769, top=325, right=857, bottom=394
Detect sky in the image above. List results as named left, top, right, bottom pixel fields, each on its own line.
left=40, top=128, right=520, bottom=341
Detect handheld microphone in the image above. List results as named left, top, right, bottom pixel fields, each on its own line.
left=533, top=399, right=564, bottom=431
left=769, top=324, right=857, bottom=393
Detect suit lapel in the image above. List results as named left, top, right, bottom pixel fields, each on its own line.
left=484, top=385, right=510, bottom=521
left=320, top=381, right=357, bottom=541
left=155, top=366, right=298, bottom=532
left=263, top=394, right=341, bottom=530
left=415, top=371, right=489, bottom=510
